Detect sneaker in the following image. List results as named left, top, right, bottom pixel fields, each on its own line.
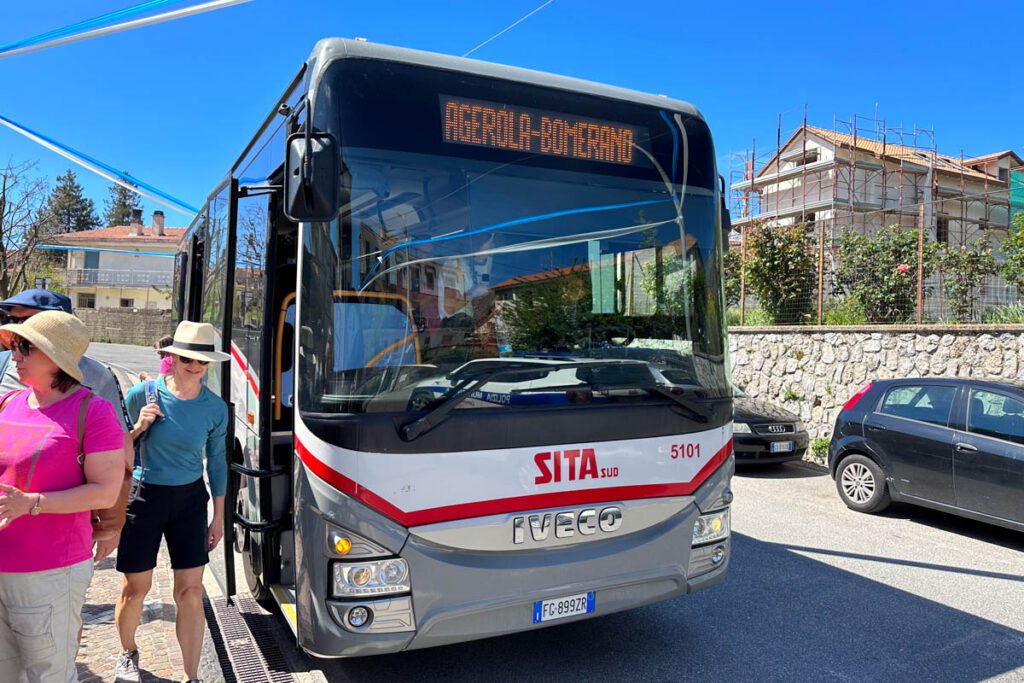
left=114, top=649, right=140, bottom=683
left=185, top=679, right=203, bottom=683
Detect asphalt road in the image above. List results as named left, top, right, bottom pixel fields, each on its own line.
left=96, top=344, right=1024, bottom=681
left=240, top=463, right=1023, bottom=683
left=89, top=341, right=161, bottom=383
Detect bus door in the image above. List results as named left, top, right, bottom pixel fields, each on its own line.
left=227, top=176, right=299, bottom=605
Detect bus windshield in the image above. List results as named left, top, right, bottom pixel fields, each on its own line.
left=300, top=60, right=728, bottom=416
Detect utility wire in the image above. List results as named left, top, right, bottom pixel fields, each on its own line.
left=462, top=0, right=555, bottom=58
left=0, top=0, right=183, bottom=55
left=0, top=114, right=198, bottom=216
left=0, top=0, right=255, bottom=60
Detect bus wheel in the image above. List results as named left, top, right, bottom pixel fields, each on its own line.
left=242, top=542, right=277, bottom=610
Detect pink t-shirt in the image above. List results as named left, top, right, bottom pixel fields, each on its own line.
left=0, top=388, right=124, bottom=572
left=159, top=355, right=174, bottom=376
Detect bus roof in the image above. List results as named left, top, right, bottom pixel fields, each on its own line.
left=306, top=38, right=703, bottom=121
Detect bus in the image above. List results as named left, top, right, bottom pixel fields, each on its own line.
left=177, top=38, right=735, bottom=657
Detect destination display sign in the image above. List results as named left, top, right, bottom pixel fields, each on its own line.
left=441, top=96, right=643, bottom=165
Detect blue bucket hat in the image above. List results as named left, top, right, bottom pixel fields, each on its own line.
left=0, top=288, right=73, bottom=313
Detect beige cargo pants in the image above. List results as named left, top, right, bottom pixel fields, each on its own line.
left=0, top=559, right=93, bottom=683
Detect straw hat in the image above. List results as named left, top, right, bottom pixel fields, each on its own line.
left=0, top=310, right=88, bottom=383
left=163, top=320, right=231, bottom=363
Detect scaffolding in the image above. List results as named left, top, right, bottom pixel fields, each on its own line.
left=729, top=109, right=1020, bottom=324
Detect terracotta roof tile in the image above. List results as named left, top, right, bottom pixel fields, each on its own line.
left=52, top=225, right=186, bottom=243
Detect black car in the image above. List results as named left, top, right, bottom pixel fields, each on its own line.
left=733, top=387, right=809, bottom=464
left=829, top=378, right=1024, bottom=531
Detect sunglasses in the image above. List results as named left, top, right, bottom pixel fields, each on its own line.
left=10, top=339, right=34, bottom=356
left=0, top=312, right=32, bottom=325
left=176, top=356, right=210, bottom=366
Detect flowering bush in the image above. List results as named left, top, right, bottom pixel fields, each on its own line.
left=835, top=225, right=936, bottom=323
left=936, top=240, right=999, bottom=322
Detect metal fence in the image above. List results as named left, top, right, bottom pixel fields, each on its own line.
left=65, top=268, right=173, bottom=288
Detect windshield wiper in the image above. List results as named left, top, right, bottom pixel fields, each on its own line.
left=400, top=361, right=644, bottom=441
left=513, top=383, right=710, bottom=423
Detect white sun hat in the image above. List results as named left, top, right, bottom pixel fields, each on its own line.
left=163, top=320, right=232, bottom=363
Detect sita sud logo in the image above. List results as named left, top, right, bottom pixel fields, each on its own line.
left=534, top=448, right=619, bottom=485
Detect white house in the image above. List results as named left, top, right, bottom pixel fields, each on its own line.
left=51, top=209, right=184, bottom=310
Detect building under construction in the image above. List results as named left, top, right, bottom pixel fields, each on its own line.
left=730, top=115, right=1023, bottom=248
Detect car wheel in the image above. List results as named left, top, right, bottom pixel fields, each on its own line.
left=835, top=454, right=890, bottom=513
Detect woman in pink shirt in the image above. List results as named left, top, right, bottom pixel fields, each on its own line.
left=0, top=311, right=125, bottom=682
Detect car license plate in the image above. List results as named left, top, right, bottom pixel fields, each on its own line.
left=771, top=441, right=794, bottom=453
left=533, top=592, right=595, bottom=623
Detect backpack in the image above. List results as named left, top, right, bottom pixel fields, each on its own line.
left=0, top=389, right=132, bottom=542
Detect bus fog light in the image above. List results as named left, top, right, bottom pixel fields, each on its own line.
left=711, top=545, right=726, bottom=565
left=347, top=606, right=371, bottom=627
left=332, top=559, right=411, bottom=597
left=692, top=509, right=730, bottom=546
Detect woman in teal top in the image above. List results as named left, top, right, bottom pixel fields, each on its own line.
left=113, top=321, right=230, bottom=683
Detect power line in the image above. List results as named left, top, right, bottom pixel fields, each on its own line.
left=0, top=114, right=198, bottom=216
left=0, top=0, right=255, bottom=60
left=462, top=0, right=555, bottom=58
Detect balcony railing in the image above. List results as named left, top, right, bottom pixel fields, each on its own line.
left=66, top=269, right=173, bottom=288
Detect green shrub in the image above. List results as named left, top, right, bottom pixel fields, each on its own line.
left=983, top=302, right=1024, bottom=324
left=742, top=307, right=773, bottom=326
left=935, top=240, right=999, bottom=322
left=822, top=296, right=869, bottom=325
left=835, top=225, right=936, bottom=323
left=811, top=437, right=830, bottom=460
left=744, top=223, right=817, bottom=325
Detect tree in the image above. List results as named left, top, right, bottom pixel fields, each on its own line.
left=743, top=223, right=817, bottom=325
left=935, top=240, right=999, bottom=322
left=40, top=169, right=99, bottom=234
left=103, top=176, right=141, bottom=227
left=0, top=160, right=51, bottom=299
left=835, top=225, right=937, bottom=323
left=722, top=248, right=741, bottom=308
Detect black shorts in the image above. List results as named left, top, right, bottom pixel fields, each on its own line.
left=116, top=478, right=210, bottom=573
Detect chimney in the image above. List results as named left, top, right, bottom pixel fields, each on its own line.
left=130, top=208, right=144, bottom=236
left=152, top=210, right=165, bottom=236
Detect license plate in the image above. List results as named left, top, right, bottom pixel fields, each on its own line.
left=533, top=592, right=595, bottom=624
left=771, top=441, right=794, bottom=453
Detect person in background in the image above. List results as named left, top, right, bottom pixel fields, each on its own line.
left=114, top=321, right=229, bottom=683
left=138, top=335, right=174, bottom=381
left=0, top=311, right=125, bottom=682
left=0, top=289, right=133, bottom=560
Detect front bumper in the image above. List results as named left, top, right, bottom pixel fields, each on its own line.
left=733, top=432, right=809, bottom=463
left=293, top=456, right=732, bottom=657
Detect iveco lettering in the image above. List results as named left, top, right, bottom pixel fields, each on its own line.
left=176, top=39, right=735, bottom=657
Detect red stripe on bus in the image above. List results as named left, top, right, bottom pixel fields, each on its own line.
left=230, top=345, right=260, bottom=398
left=294, top=437, right=732, bottom=527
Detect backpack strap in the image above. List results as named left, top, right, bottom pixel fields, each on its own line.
left=77, top=392, right=93, bottom=467
left=0, top=389, right=21, bottom=414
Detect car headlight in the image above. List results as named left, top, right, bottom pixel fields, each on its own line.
left=332, top=559, right=410, bottom=597
left=733, top=422, right=751, bottom=434
left=795, top=421, right=806, bottom=433
left=692, top=509, right=730, bottom=546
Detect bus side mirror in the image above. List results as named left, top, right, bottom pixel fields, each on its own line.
left=284, top=131, right=340, bottom=221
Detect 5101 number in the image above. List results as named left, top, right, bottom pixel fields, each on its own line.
left=670, top=443, right=701, bottom=459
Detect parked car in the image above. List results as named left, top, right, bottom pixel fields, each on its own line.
left=828, top=378, right=1024, bottom=531
left=732, top=387, right=809, bottom=464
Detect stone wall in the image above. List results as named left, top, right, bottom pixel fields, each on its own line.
left=75, top=308, right=174, bottom=346
left=729, top=326, right=1024, bottom=443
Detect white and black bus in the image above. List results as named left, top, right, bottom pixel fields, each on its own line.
left=177, top=39, right=735, bottom=657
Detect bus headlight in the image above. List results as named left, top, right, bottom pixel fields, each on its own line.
left=332, top=559, right=411, bottom=597
left=692, top=509, right=730, bottom=546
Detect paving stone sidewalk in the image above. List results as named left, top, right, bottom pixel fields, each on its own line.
left=76, top=545, right=224, bottom=683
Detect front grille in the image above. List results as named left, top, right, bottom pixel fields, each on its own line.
left=753, top=423, right=795, bottom=435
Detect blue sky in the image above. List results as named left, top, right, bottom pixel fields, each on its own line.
left=1, top=0, right=1021, bottom=228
